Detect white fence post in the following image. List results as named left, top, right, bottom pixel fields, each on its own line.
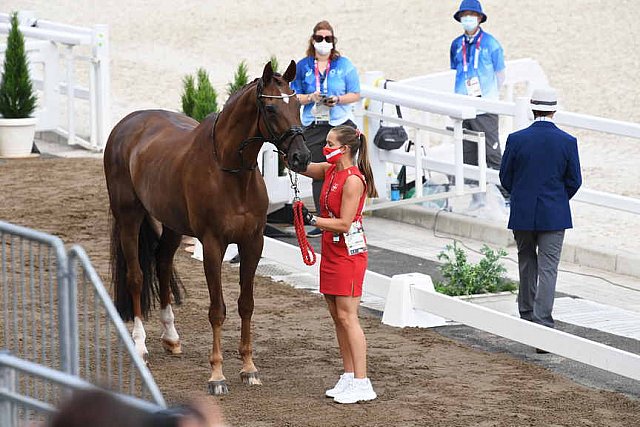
left=63, top=44, right=76, bottom=146
left=92, top=24, right=110, bottom=150
left=514, top=96, right=530, bottom=131
left=382, top=273, right=447, bottom=328
left=453, top=119, right=465, bottom=195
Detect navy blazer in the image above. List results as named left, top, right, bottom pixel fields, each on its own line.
left=499, top=121, right=582, bottom=231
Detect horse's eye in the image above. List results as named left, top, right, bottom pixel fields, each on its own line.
left=265, top=105, right=277, bottom=114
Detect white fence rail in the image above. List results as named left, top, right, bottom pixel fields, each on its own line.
left=370, top=60, right=640, bottom=215
left=261, top=237, right=640, bottom=383
left=0, top=11, right=110, bottom=151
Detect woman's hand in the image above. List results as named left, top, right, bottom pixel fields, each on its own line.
left=324, top=95, right=339, bottom=107
left=308, top=91, right=322, bottom=103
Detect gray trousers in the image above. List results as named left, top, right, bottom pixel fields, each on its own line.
left=462, top=113, right=502, bottom=170
left=513, top=230, right=565, bottom=328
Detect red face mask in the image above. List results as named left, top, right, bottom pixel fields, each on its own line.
left=322, top=145, right=344, bottom=164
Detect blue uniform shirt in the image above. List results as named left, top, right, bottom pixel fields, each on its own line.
left=291, top=56, right=360, bottom=126
left=450, top=28, right=505, bottom=100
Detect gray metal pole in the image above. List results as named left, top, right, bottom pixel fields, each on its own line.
left=0, top=350, right=18, bottom=427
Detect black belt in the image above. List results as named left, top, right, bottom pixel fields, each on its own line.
left=312, top=120, right=330, bottom=125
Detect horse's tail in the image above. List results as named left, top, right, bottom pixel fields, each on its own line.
left=110, top=215, right=183, bottom=322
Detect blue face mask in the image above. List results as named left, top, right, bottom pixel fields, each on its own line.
left=461, top=16, right=478, bottom=33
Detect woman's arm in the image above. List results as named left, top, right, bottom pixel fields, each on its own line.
left=297, top=161, right=330, bottom=181
left=315, top=175, right=364, bottom=233
left=325, top=92, right=360, bottom=107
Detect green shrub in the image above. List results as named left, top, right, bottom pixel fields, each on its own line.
left=434, top=242, right=516, bottom=296
left=0, top=12, right=37, bottom=119
left=226, top=61, right=249, bottom=96
left=181, top=68, right=218, bottom=122
left=269, top=55, right=279, bottom=74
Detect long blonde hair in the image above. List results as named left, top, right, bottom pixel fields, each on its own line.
left=329, top=126, right=378, bottom=198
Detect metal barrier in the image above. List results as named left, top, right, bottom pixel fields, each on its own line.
left=0, top=221, right=165, bottom=425
left=0, top=351, right=162, bottom=426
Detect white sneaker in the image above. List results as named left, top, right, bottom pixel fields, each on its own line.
left=325, top=372, right=353, bottom=398
left=334, top=378, right=377, bottom=404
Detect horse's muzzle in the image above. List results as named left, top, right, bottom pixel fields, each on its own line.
left=288, top=150, right=311, bottom=172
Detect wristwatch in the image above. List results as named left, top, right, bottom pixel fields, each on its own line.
left=310, top=215, right=317, bottom=226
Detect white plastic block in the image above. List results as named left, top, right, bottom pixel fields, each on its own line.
left=382, top=273, right=447, bottom=328
left=191, top=241, right=238, bottom=262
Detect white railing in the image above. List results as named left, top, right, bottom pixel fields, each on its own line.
left=261, top=237, right=640, bottom=383
left=355, top=71, right=487, bottom=209
left=358, top=59, right=640, bottom=214
left=376, top=59, right=640, bottom=215
left=0, top=11, right=110, bottom=151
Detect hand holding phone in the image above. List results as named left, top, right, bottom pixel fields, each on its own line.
left=323, top=95, right=337, bottom=107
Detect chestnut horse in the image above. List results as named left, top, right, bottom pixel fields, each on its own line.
left=104, top=61, right=310, bottom=395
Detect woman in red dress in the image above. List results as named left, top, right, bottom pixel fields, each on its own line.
left=299, top=125, right=378, bottom=404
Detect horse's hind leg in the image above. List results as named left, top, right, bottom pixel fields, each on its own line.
left=237, top=236, right=263, bottom=386
left=156, top=225, right=183, bottom=355
left=116, top=210, right=149, bottom=362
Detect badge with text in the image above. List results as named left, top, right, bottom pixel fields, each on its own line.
left=465, top=76, right=482, bottom=97
left=344, top=220, right=367, bottom=256
left=312, top=102, right=330, bottom=121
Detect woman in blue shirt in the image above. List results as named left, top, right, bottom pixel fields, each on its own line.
left=291, top=20, right=361, bottom=237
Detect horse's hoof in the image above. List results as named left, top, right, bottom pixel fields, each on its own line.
left=240, top=371, right=262, bottom=386
left=207, top=380, right=229, bottom=395
left=161, top=339, right=182, bottom=355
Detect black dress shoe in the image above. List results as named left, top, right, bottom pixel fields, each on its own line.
left=535, top=348, right=549, bottom=354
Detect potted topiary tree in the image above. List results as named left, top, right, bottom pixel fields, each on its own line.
left=0, top=12, right=38, bottom=157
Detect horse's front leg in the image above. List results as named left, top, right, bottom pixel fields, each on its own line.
left=202, top=235, right=228, bottom=395
left=156, top=226, right=183, bottom=354
left=237, top=235, right=264, bottom=386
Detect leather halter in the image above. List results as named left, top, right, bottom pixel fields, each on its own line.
left=213, top=79, right=305, bottom=174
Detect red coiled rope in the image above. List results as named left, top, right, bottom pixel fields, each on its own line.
left=292, top=200, right=316, bottom=266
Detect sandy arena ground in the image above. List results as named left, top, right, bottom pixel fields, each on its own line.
left=1, top=157, right=640, bottom=426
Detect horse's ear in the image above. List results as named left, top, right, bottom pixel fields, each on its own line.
left=262, top=61, right=274, bottom=84
left=283, top=60, right=296, bottom=83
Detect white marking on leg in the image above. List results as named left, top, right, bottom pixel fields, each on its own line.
left=160, top=304, right=179, bottom=342
left=132, top=317, right=148, bottom=359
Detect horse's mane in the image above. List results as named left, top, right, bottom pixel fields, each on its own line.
left=223, top=78, right=260, bottom=109
left=223, top=72, right=286, bottom=109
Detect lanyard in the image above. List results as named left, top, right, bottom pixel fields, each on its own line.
left=323, top=169, right=337, bottom=218
left=314, top=59, right=330, bottom=94
left=462, top=33, right=483, bottom=74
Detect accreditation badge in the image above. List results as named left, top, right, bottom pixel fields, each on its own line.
left=311, top=102, right=330, bottom=122
left=344, top=220, right=367, bottom=256
left=465, top=76, right=482, bottom=97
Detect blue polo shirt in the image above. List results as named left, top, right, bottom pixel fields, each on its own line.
left=291, top=55, right=360, bottom=126
left=450, top=28, right=505, bottom=100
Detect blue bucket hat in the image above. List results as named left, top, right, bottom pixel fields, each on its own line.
left=454, top=0, right=487, bottom=23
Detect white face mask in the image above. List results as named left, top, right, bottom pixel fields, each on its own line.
left=313, top=41, right=333, bottom=56
left=461, top=15, right=479, bottom=33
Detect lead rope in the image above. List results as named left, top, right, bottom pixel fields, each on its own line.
left=288, top=171, right=316, bottom=266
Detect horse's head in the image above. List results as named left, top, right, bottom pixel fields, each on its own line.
left=257, top=61, right=311, bottom=172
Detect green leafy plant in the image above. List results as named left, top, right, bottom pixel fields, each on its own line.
left=226, top=60, right=249, bottom=96
left=434, top=242, right=516, bottom=296
left=269, top=55, right=279, bottom=74
left=181, top=68, right=218, bottom=122
left=0, top=12, right=37, bottom=119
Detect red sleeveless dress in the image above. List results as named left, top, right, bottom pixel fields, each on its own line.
left=319, top=165, right=368, bottom=297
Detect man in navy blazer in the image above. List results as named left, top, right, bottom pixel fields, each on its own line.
left=499, top=87, right=581, bottom=343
